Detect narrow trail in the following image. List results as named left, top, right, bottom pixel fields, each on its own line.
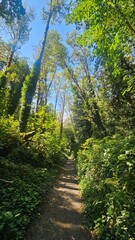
left=24, top=159, right=90, bottom=240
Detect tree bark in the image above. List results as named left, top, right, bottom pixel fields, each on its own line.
left=6, top=45, right=16, bottom=68
left=60, top=93, right=66, bottom=139
left=19, top=1, right=53, bottom=132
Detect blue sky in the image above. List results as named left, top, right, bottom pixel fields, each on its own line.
left=19, top=0, right=74, bottom=64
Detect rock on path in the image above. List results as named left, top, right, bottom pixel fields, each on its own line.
left=24, top=159, right=90, bottom=240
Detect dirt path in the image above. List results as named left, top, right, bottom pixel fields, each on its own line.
left=24, top=159, right=90, bottom=240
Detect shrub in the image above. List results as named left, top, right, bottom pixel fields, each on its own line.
left=77, top=133, right=135, bottom=239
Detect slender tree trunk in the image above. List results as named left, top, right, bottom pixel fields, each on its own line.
left=0, top=45, right=16, bottom=90
left=44, top=75, right=48, bottom=105
left=6, top=45, right=16, bottom=68
left=54, top=80, right=61, bottom=115
left=19, top=2, right=53, bottom=132
left=36, top=80, right=41, bottom=112
left=54, top=92, right=59, bottom=114
left=86, top=76, right=106, bottom=135
left=7, top=78, right=25, bottom=115
left=65, top=62, right=106, bottom=136
left=19, top=59, right=41, bottom=131
left=60, top=93, right=66, bottom=139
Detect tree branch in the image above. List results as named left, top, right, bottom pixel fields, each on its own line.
left=115, top=3, right=135, bottom=34
left=0, top=178, right=13, bottom=184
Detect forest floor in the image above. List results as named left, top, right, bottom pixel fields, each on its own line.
left=24, top=158, right=91, bottom=240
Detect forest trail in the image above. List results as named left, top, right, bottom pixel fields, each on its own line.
left=24, top=158, right=90, bottom=240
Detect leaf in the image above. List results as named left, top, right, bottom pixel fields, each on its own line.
left=3, top=211, right=14, bottom=219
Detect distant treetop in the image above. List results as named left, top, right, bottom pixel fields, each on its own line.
left=0, top=0, right=25, bottom=24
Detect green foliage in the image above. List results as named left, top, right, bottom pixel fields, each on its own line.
left=0, top=116, right=20, bottom=156
left=27, top=106, right=68, bottom=165
left=0, top=73, right=8, bottom=115
left=19, top=62, right=40, bottom=132
left=77, top=133, right=135, bottom=239
left=0, top=112, right=68, bottom=239
left=0, top=38, right=9, bottom=69
left=63, top=127, right=76, bottom=155
left=0, top=0, right=25, bottom=24
left=68, top=0, right=135, bottom=133
left=0, top=158, right=57, bottom=240
left=0, top=59, right=30, bottom=116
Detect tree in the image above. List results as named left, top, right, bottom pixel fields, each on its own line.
left=36, top=30, right=67, bottom=111
left=0, top=57, right=30, bottom=116
left=0, top=0, right=25, bottom=24
left=68, top=0, right=135, bottom=89
left=68, top=0, right=135, bottom=132
left=0, top=37, right=9, bottom=69
left=59, top=87, right=66, bottom=139
left=7, top=58, right=30, bottom=116
left=64, top=31, right=106, bottom=136
left=53, top=73, right=63, bottom=114
left=71, top=84, right=93, bottom=145
left=0, top=8, right=34, bottom=98
left=97, top=56, right=135, bottom=132
left=0, top=8, right=34, bottom=68
left=19, top=0, right=68, bottom=132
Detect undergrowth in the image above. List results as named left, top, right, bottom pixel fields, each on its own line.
left=77, top=133, right=135, bottom=240
left=0, top=116, right=67, bottom=240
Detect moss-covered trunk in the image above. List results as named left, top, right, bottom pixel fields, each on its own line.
left=19, top=6, right=53, bottom=132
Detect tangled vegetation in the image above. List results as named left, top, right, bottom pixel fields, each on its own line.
left=0, top=115, right=68, bottom=240
left=77, top=133, right=135, bottom=240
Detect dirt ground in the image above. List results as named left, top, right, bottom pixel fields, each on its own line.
left=24, top=159, right=91, bottom=240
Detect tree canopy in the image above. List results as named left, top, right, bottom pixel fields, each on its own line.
left=0, top=0, right=25, bottom=23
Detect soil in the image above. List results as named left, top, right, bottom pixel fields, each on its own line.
left=24, top=158, right=91, bottom=240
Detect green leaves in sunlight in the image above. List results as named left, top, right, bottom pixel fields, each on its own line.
left=77, top=133, right=135, bottom=239
left=0, top=113, right=68, bottom=240
left=68, top=0, right=135, bottom=101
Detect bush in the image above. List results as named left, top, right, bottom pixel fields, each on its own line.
left=0, top=158, right=57, bottom=240
left=77, top=133, right=135, bottom=239
left=0, top=114, right=67, bottom=239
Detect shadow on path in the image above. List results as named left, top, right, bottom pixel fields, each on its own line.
left=24, top=159, right=91, bottom=240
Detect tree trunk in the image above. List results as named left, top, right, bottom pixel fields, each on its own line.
left=6, top=45, right=16, bottom=68
left=7, top=78, right=25, bottom=115
left=65, top=62, right=106, bottom=136
left=0, top=45, right=16, bottom=91
left=36, top=80, right=41, bottom=112
left=54, top=92, right=59, bottom=114
left=86, top=76, right=106, bottom=135
left=60, top=93, right=66, bottom=139
left=19, top=3, right=53, bottom=132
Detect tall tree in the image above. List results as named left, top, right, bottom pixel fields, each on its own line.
left=53, top=73, right=63, bottom=114
left=0, top=57, right=30, bottom=116
left=59, top=87, right=66, bottom=139
left=19, top=0, right=68, bottom=132
left=36, top=30, right=67, bottom=111
left=68, top=0, right=135, bottom=132
left=0, top=8, right=34, bottom=68
left=71, top=84, right=93, bottom=144
left=0, top=8, right=34, bottom=96
left=64, top=31, right=106, bottom=136
left=7, top=58, right=30, bottom=116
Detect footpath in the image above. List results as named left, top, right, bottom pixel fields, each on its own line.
left=24, top=159, right=90, bottom=240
